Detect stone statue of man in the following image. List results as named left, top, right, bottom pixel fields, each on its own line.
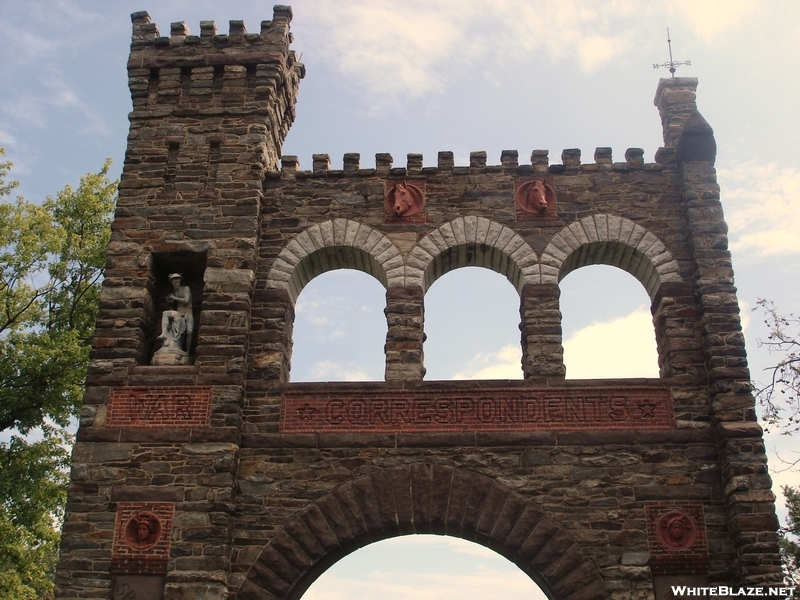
left=152, top=273, right=194, bottom=364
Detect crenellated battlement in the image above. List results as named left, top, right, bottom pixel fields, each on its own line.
left=130, top=6, right=297, bottom=57
left=127, top=6, right=304, bottom=117
left=276, top=147, right=655, bottom=177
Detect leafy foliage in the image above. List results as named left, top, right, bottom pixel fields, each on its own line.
left=779, top=485, right=800, bottom=585
left=753, top=299, right=800, bottom=436
left=0, top=149, right=116, bottom=599
left=0, top=436, right=69, bottom=600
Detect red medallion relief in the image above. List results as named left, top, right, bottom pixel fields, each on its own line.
left=385, top=180, right=425, bottom=223
left=124, top=512, right=162, bottom=550
left=646, top=501, right=708, bottom=575
left=515, top=178, right=557, bottom=220
left=657, top=511, right=697, bottom=550
left=112, top=503, right=174, bottom=574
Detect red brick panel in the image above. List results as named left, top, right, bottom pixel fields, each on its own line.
left=106, top=386, right=212, bottom=428
left=111, top=503, right=174, bottom=575
left=281, top=386, right=673, bottom=433
left=645, top=501, right=708, bottom=575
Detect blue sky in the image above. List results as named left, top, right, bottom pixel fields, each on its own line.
left=1, top=0, right=798, bottom=596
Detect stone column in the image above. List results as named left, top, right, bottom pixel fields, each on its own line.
left=384, top=286, right=425, bottom=380
left=680, top=161, right=781, bottom=585
left=520, top=284, right=565, bottom=379
left=651, top=281, right=705, bottom=384
left=247, top=288, right=294, bottom=384
left=656, top=77, right=783, bottom=585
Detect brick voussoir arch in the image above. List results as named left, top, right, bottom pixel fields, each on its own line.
left=407, top=216, right=540, bottom=293
left=265, top=219, right=404, bottom=303
left=540, top=214, right=681, bottom=300
left=235, top=464, right=609, bottom=600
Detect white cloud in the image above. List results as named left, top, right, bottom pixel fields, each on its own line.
left=295, top=295, right=351, bottom=341
left=719, top=160, right=800, bottom=258
left=0, top=93, right=47, bottom=129
left=674, top=0, right=757, bottom=42
left=451, top=345, right=522, bottom=380
left=563, top=308, right=659, bottom=379
left=0, top=126, right=18, bottom=147
left=296, top=0, right=767, bottom=113
left=309, top=359, right=371, bottom=381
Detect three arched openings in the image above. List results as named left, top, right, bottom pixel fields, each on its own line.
left=274, top=216, right=674, bottom=381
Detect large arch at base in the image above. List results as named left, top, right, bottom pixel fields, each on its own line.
left=235, top=464, right=608, bottom=600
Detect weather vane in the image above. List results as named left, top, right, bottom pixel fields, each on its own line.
left=653, top=28, right=691, bottom=77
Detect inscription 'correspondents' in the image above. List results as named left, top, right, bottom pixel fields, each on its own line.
left=281, top=387, right=673, bottom=433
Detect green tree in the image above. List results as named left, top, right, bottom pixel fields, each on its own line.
left=0, top=148, right=116, bottom=599
left=780, top=485, right=800, bottom=585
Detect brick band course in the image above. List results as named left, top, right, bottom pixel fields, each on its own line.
left=107, top=386, right=213, bottom=428
left=281, top=386, right=673, bottom=433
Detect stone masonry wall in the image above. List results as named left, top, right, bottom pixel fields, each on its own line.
left=55, top=8, right=783, bottom=600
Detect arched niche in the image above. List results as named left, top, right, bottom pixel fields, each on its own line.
left=291, top=269, right=387, bottom=382
left=424, top=267, right=522, bottom=380
left=266, top=219, right=403, bottom=303
left=560, top=265, right=659, bottom=379
left=543, top=215, right=686, bottom=380
left=406, top=216, right=539, bottom=294
left=234, top=465, right=608, bottom=600
left=542, top=215, right=681, bottom=300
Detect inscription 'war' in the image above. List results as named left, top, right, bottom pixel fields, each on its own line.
left=106, top=387, right=213, bottom=429
left=281, top=386, right=674, bottom=433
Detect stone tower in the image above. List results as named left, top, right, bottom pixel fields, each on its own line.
left=56, top=7, right=783, bottom=600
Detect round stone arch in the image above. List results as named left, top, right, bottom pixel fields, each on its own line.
left=265, top=219, right=404, bottom=303
left=234, top=464, right=608, bottom=600
left=406, top=216, right=539, bottom=294
left=540, top=214, right=682, bottom=300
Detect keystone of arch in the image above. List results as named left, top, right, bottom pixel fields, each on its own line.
left=235, top=464, right=609, bottom=600
left=540, top=214, right=681, bottom=300
left=265, top=219, right=404, bottom=303
left=406, top=216, right=540, bottom=293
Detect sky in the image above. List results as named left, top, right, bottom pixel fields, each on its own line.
left=1, top=0, right=799, bottom=597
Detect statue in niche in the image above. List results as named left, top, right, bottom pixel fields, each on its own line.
left=516, top=179, right=556, bottom=214
left=124, top=512, right=161, bottom=550
left=151, top=273, right=193, bottom=365
left=385, top=181, right=424, bottom=217
left=657, top=511, right=696, bottom=549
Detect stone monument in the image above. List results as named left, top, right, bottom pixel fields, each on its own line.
left=54, top=6, right=784, bottom=600
left=151, top=273, right=194, bottom=365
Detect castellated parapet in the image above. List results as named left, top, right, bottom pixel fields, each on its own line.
left=55, top=7, right=782, bottom=600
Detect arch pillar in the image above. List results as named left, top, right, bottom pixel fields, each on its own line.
left=248, top=288, right=294, bottom=383
left=384, top=286, right=425, bottom=380
left=650, top=281, right=705, bottom=384
left=520, top=283, right=565, bottom=379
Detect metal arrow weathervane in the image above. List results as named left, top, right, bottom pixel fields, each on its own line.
left=653, top=28, right=691, bottom=77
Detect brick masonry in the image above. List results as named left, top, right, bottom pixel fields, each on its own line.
left=112, top=503, right=174, bottom=575
left=107, top=387, right=212, bottom=428
left=645, top=501, right=708, bottom=575
left=281, top=385, right=674, bottom=433
left=54, top=6, right=783, bottom=600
